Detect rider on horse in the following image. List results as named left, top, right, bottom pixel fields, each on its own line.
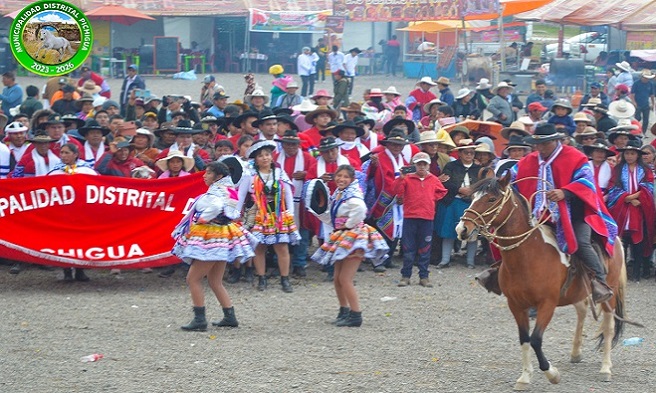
left=483, top=123, right=618, bottom=304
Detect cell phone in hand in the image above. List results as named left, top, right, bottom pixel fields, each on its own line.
left=400, top=165, right=417, bottom=174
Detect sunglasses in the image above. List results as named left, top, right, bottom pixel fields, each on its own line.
left=582, top=136, right=596, bottom=140
left=460, top=150, right=475, bottom=155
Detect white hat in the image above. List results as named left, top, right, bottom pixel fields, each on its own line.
left=517, top=116, right=534, bottom=126
left=292, top=99, right=318, bottom=113
left=423, top=98, right=444, bottom=114
left=608, top=100, right=636, bottom=119
left=476, top=78, right=492, bottom=90
left=455, top=88, right=472, bottom=100
left=93, top=96, right=107, bottom=108
left=412, top=152, right=431, bottom=164
left=5, top=121, right=28, bottom=133
left=134, top=127, right=155, bottom=146
left=382, top=86, right=402, bottom=96
left=155, top=150, right=195, bottom=172
left=493, top=82, right=514, bottom=94
left=246, top=89, right=270, bottom=104
left=416, top=76, right=437, bottom=86
left=615, top=61, right=631, bottom=72
left=286, top=81, right=299, bottom=89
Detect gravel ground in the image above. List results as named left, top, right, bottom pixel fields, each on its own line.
left=1, top=256, right=655, bottom=393
left=2, top=73, right=654, bottom=392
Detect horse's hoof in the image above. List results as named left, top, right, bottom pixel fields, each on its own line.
left=513, top=382, right=530, bottom=391
left=546, top=366, right=560, bottom=384
left=600, top=372, right=612, bottom=382
left=570, top=354, right=582, bottom=363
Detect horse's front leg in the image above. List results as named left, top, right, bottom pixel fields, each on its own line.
left=570, top=300, right=587, bottom=363
left=531, top=302, right=560, bottom=384
left=509, top=301, right=533, bottom=391
left=599, top=307, right=615, bottom=381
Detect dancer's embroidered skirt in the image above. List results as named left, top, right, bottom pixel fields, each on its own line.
left=251, top=210, right=301, bottom=245
left=173, top=222, right=257, bottom=264
left=312, top=222, right=389, bottom=266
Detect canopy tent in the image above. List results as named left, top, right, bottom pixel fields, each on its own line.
left=516, top=0, right=656, bottom=30
left=397, top=20, right=476, bottom=33
left=464, top=0, right=554, bottom=20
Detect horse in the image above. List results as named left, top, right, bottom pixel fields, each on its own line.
left=455, top=175, right=629, bottom=390
left=36, top=29, right=73, bottom=63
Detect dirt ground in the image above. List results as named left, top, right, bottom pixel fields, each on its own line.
left=2, top=72, right=654, bottom=392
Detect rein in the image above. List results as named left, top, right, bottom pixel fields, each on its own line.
left=461, top=177, right=554, bottom=251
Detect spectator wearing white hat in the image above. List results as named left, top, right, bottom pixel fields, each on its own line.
left=452, top=88, right=479, bottom=120
left=275, top=80, right=303, bottom=109
left=4, top=122, right=29, bottom=173
left=615, top=61, right=634, bottom=89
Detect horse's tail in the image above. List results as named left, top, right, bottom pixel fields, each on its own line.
left=596, top=245, right=626, bottom=350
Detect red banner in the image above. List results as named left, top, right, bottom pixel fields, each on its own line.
left=0, top=173, right=207, bottom=269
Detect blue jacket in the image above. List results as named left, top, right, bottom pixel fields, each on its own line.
left=547, top=114, right=576, bottom=135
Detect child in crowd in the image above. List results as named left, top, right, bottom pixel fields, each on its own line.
left=547, top=99, right=576, bottom=135
left=394, top=152, right=447, bottom=287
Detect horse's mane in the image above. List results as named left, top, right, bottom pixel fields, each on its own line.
left=472, top=177, right=530, bottom=213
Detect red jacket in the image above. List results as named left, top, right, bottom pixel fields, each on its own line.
left=95, top=152, right=144, bottom=177
left=393, top=172, right=447, bottom=219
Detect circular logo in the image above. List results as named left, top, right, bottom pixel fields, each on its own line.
left=10, top=0, right=93, bottom=76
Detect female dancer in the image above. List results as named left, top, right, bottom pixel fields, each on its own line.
left=172, top=161, right=257, bottom=331
left=237, top=140, right=300, bottom=292
left=309, top=164, right=389, bottom=327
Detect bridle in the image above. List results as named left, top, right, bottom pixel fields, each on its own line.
left=460, top=177, right=553, bottom=251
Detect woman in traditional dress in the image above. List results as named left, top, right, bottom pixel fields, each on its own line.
left=237, top=140, right=300, bottom=293
left=172, top=161, right=257, bottom=331
left=606, top=140, right=655, bottom=282
left=309, top=165, right=389, bottom=327
left=47, top=143, right=96, bottom=281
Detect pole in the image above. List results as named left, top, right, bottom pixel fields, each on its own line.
left=244, top=18, right=250, bottom=73
left=499, top=5, right=505, bottom=73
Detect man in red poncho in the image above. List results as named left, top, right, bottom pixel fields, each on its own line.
left=405, top=76, right=437, bottom=121
left=510, top=123, right=617, bottom=303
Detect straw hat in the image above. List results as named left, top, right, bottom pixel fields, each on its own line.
left=641, top=69, right=655, bottom=79
left=573, top=112, right=593, bottom=123
left=573, top=126, right=604, bottom=144
left=340, top=102, right=365, bottom=115
left=435, top=77, right=450, bottom=86
left=415, top=130, right=440, bottom=145
left=369, top=88, right=383, bottom=98
left=78, top=80, right=101, bottom=95
left=492, top=82, right=514, bottom=94
left=581, top=97, right=602, bottom=108
left=452, top=139, right=477, bottom=150
left=382, top=86, right=402, bottom=96
left=474, top=143, right=497, bottom=158
left=246, top=89, right=269, bottom=105
left=305, top=106, right=338, bottom=124
left=517, top=116, right=534, bottom=126
left=423, top=98, right=444, bottom=115
left=500, top=121, right=530, bottom=140
left=155, top=150, right=195, bottom=172
left=608, top=100, right=636, bottom=119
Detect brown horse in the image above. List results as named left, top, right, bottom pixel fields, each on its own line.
left=455, top=176, right=627, bottom=390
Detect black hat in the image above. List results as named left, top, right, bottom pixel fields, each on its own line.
left=218, top=155, right=243, bottom=185
left=79, top=119, right=111, bottom=137
left=318, top=136, right=343, bottom=152
left=617, top=139, right=645, bottom=154
left=608, top=129, right=639, bottom=145
left=252, top=111, right=278, bottom=128
left=115, top=140, right=135, bottom=150
left=200, top=115, right=224, bottom=126
left=276, top=114, right=299, bottom=131
left=592, top=104, right=609, bottom=115
left=61, top=113, right=85, bottom=129
left=234, top=111, right=259, bottom=127
left=213, top=91, right=230, bottom=100
left=38, top=114, right=65, bottom=130
left=348, top=47, right=362, bottom=54
left=154, top=122, right=175, bottom=137
left=383, top=116, right=415, bottom=136
left=273, top=107, right=293, bottom=116
left=354, top=116, right=375, bottom=129
left=523, top=123, right=563, bottom=144
left=380, top=129, right=409, bottom=146
left=275, top=129, right=302, bottom=144
left=61, top=84, right=76, bottom=93
left=504, top=134, right=531, bottom=148
left=582, top=139, right=615, bottom=158
left=331, top=120, right=364, bottom=138
left=172, top=120, right=200, bottom=135
left=303, top=179, right=329, bottom=216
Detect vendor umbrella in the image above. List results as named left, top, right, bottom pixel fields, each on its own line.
left=85, top=5, right=155, bottom=57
